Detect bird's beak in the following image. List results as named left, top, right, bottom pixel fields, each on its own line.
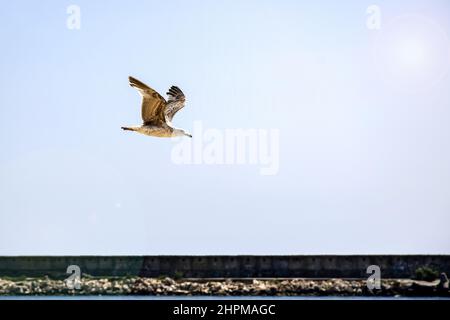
left=187, top=134, right=193, bottom=138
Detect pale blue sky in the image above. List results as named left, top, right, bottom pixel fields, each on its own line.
left=1, top=0, right=450, bottom=255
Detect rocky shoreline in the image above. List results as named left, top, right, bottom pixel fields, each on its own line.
left=1, top=275, right=449, bottom=296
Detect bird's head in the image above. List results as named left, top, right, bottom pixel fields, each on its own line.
left=173, top=128, right=192, bottom=138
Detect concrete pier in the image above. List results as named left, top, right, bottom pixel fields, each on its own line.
left=0, top=255, right=449, bottom=279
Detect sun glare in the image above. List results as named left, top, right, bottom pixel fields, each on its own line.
left=373, top=14, right=450, bottom=92
left=394, top=38, right=427, bottom=68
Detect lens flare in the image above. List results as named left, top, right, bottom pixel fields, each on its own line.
left=372, top=14, right=450, bottom=92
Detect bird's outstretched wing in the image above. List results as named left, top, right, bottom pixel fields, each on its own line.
left=165, top=86, right=186, bottom=122
left=129, top=76, right=167, bottom=124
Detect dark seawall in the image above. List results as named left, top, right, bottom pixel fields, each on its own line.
left=1, top=255, right=449, bottom=279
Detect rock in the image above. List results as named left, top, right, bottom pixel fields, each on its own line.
left=162, top=277, right=176, bottom=286
left=411, top=280, right=438, bottom=295
left=437, top=273, right=449, bottom=291
left=0, top=276, right=448, bottom=296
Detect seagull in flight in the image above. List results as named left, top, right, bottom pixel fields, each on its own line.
left=121, top=76, right=192, bottom=138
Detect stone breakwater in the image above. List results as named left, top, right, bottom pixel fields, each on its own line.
left=1, top=277, right=449, bottom=296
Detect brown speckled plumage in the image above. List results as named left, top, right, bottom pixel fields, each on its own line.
left=121, top=76, right=191, bottom=138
